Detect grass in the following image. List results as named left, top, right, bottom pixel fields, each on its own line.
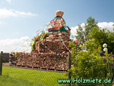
left=0, top=66, right=67, bottom=86
left=0, top=66, right=113, bottom=86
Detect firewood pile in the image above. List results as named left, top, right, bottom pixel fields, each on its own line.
left=10, top=31, right=71, bottom=71
left=35, top=32, right=71, bottom=53
left=13, top=52, right=68, bottom=71
left=46, top=32, right=70, bottom=42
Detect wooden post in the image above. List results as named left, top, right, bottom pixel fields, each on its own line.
left=112, top=69, right=114, bottom=83
left=68, top=51, right=71, bottom=86
left=0, top=51, right=3, bottom=75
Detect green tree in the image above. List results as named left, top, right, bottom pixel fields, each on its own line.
left=75, top=17, right=98, bottom=44
left=85, top=17, right=98, bottom=41
left=75, top=24, right=85, bottom=44
left=86, top=26, right=114, bottom=54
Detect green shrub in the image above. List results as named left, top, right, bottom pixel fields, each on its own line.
left=71, top=48, right=114, bottom=80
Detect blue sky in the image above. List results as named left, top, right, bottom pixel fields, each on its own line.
left=0, top=0, right=114, bottom=52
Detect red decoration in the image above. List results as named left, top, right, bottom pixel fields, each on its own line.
left=35, top=35, right=39, bottom=40
left=81, top=37, right=85, bottom=41
left=50, top=20, right=52, bottom=24
left=76, top=40, right=78, bottom=44
left=22, top=51, right=25, bottom=54
left=35, top=31, right=39, bottom=33
left=48, top=27, right=61, bottom=31
left=50, top=20, right=54, bottom=24
left=61, top=20, right=64, bottom=22
left=67, top=30, right=70, bottom=33
left=43, top=33, right=46, bottom=36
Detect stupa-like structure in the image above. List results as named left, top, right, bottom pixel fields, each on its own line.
left=34, top=10, right=71, bottom=53
left=10, top=11, right=71, bottom=71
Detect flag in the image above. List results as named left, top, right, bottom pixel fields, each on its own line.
left=68, top=30, right=70, bottom=33
left=35, top=30, right=39, bottom=33
left=43, top=33, right=46, bottom=36
left=76, top=40, right=78, bottom=44
left=71, top=35, right=74, bottom=38
left=61, top=19, right=64, bottom=22
left=81, top=37, right=85, bottom=41
left=79, top=44, right=83, bottom=48
left=22, top=51, right=25, bottom=54
left=78, top=42, right=80, bottom=46
left=15, top=52, right=17, bottom=57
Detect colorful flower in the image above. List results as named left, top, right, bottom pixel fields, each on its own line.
left=100, top=53, right=105, bottom=56
left=103, top=59, right=107, bottom=63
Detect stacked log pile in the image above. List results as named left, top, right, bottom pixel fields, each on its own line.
left=15, top=52, right=68, bottom=71
left=35, top=32, right=71, bottom=53
left=10, top=32, right=71, bottom=71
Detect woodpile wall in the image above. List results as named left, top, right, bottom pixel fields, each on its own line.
left=35, top=32, right=71, bottom=53
left=10, top=52, right=68, bottom=71
left=10, top=32, right=71, bottom=71
left=35, top=41, right=69, bottom=53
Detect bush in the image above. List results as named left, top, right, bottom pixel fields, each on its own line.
left=87, top=27, right=114, bottom=54
left=71, top=47, right=114, bottom=80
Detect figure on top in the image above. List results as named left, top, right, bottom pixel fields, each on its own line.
left=48, top=10, right=70, bottom=33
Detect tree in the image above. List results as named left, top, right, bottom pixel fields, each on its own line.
left=76, top=25, right=84, bottom=43
left=86, top=26, right=114, bottom=54
left=75, top=17, right=98, bottom=43
left=113, top=24, right=114, bottom=31
left=75, top=24, right=85, bottom=44
left=85, top=17, right=98, bottom=41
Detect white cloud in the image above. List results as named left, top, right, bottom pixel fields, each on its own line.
left=0, top=36, right=32, bottom=53
left=6, top=0, right=12, bottom=3
left=0, top=8, right=36, bottom=18
left=98, top=22, right=114, bottom=32
left=70, top=22, right=114, bottom=40
left=70, top=23, right=85, bottom=35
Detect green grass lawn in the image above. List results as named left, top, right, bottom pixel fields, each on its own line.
left=0, top=66, right=67, bottom=86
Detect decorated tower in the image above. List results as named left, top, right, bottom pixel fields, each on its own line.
left=34, top=10, right=71, bottom=53
left=10, top=10, right=70, bottom=71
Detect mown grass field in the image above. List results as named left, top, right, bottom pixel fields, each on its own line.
left=0, top=66, right=67, bottom=86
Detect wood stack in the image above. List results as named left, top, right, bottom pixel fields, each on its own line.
left=10, top=31, right=71, bottom=71
left=35, top=32, right=71, bottom=53
left=14, top=53, right=68, bottom=71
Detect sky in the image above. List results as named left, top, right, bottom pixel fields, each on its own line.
left=0, top=0, right=114, bottom=52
